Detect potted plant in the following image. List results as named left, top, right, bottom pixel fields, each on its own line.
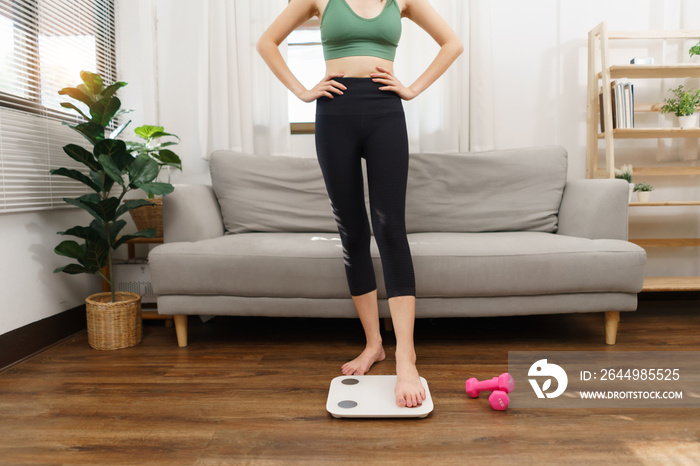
left=690, top=39, right=700, bottom=58
left=660, top=84, right=700, bottom=129
left=126, top=125, right=182, bottom=238
left=633, top=182, right=654, bottom=203
left=50, top=70, right=174, bottom=350
left=614, top=164, right=634, bottom=202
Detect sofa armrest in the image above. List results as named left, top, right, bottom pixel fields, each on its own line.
left=557, top=179, right=629, bottom=240
left=162, top=184, right=225, bottom=243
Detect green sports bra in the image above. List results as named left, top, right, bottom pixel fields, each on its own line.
left=320, top=0, right=402, bottom=61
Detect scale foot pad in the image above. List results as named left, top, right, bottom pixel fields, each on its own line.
left=326, top=375, right=434, bottom=418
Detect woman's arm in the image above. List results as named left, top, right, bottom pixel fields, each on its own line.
left=370, top=0, right=464, bottom=100
left=402, top=0, right=464, bottom=96
left=256, top=0, right=346, bottom=102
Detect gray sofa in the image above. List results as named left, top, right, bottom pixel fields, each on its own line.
left=148, top=146, right=646, bottom=347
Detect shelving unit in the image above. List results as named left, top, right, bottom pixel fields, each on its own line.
left=586, top=21, right=700, bottom=292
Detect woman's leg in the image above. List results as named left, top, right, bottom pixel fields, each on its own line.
left=343, top=289, right=385, bottom=375
left=364, top=111, right=426, bottom=408
left=315, top=112, right=385, bottom=375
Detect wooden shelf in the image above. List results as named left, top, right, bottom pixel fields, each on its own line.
left=599, top=64, right=700, bottom=79
left=594, top=166, right=700, bottom=177
left=588, top=22, right=700, bottom=294
left=635, top=103, right=664, bottom=112
left=642, top=276, right=700, bottom=292
left=597, top=128, right=700, bottom=139
left=607, top=30, right=700, bottom=40
left=630, top=238, right=700, bottom=247
left=630, top=201, right=700, bottom=206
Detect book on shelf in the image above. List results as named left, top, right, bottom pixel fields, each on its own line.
left=599, top=79, right=634, bottom=132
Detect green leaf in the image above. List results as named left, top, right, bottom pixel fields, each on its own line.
left=80, top=70, right=104, bottom=96
left=81, top=238, right=109, bottom=270
left=77, top=83, right=94, bottom=102
left=58, top=86, right=93, bottom=107
left=63, top=193, right=102, bottom=220
left=62, top=144, right=100, bottom=171
left=97, top=153, right=125, bottom=187
left=58, top=225, right=100, bottom=241
left=109, top=119, right=131, bottom=140
left=154, top=141, right=179, bottom=149
left=69, top=121, right=105, bottom=145
left=134, top=181, right=174, bottom=196
left=54, top=240, right=85, bottom=259
left=100, top=81, right=127, bottom=101
left=114, top=228, right=157, bottom=248
left=115, top=199, right=157, bottom=219
left=89, top=97, right=121, bottom=126
left=134, top=125, right=164, bottom=140
left=149, top=131, right=180, bottom=141
left=94, top=139, right=133, bottom=172
left=81, top=197, right=120, bottom=222
left=154, top=149, right=182, bottom=169
left=109, top=220, right=127, bottom=245
left=60, top=102, right=91, bottom=121
left=89, top=219, right=108, bottom=242
left=54, top=263, right=91, bottom=275
left=89, top=170, right=103, bottom=192
left=49, top=167, right=101, bottom=192
left=128, top=154, right=160, bottom=187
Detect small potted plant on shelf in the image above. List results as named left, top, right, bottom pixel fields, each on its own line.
left=633, top=182, right=655, bottom=203
left=50, top=70, right=175, bottom=350
left=690, top=39, right=700, bottom=57
left=614, top=164, right=634, bottom=202
left=126, top=125, right=182, bottom=238
left=660, top=84, right=700, bottom=129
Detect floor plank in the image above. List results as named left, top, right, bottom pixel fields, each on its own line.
left=0, top=294, right=698, bottom=465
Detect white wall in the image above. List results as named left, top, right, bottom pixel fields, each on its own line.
left=0, top=210, right=101, bottom=334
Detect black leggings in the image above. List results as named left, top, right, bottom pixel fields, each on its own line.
left=315, top=77, right=416, bottom=299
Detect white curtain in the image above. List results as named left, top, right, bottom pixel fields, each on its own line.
left=397, top=0, right=494, bottom=153
left=120, top=0, right=492, bottom=160
left=197, top=0, right=292, bottom=160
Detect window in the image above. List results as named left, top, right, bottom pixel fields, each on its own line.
left=287, top=17, right=323, bottom=133
left=0, top=0, right=117, bottom=213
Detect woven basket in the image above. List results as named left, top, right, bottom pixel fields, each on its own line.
left=85, top=291, right=142, bottom=350
left=129, top=197, right=163, bottom=237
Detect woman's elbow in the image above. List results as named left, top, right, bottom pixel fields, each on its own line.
left=453, top=36, right=464, bottom=56
left=256, top=36, right=275, bottom=56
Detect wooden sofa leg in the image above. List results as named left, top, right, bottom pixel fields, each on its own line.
left=173, top=315, right=188, bottom=347
left=605, top=311, right=620, bottom=345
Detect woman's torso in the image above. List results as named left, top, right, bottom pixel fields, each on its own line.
left=315, top=0, right=405, bottom=77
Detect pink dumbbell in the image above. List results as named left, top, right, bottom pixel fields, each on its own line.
left=465, top=373, right=515, bottom=398
left=489, top=390, right=510, bottom=411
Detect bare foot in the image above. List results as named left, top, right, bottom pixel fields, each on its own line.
left=341, top=344, right=386, bottom=375
left=395, top=351, right=426, bottom=408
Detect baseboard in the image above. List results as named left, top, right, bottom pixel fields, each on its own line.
left=0, top=305, right=86, bottom=371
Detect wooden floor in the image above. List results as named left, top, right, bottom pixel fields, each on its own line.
left=1, top=294, right=699, bottom=465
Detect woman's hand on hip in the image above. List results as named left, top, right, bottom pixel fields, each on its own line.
left=298, top=73, right=347, bottom=103
left=371, top=66, right=418, bottom=101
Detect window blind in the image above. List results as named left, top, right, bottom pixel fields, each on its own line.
left=0, top=0, right=116, bottom=213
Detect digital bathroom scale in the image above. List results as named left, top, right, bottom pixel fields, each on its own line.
left=326, top=375, right=434, bottom=419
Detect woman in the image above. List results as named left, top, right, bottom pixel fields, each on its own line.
left=257, top=0, right=463, bottom=409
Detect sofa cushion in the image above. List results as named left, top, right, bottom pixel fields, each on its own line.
left=209, top=151, right=339, bottom=234
left=148, top=231, right=646, bottom=299
left=209, top=146, right=568, bottom=236
left=405, top=146, right=568, bottom=233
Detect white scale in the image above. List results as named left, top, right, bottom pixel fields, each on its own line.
left=326, top=375, right=434, bottom=418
